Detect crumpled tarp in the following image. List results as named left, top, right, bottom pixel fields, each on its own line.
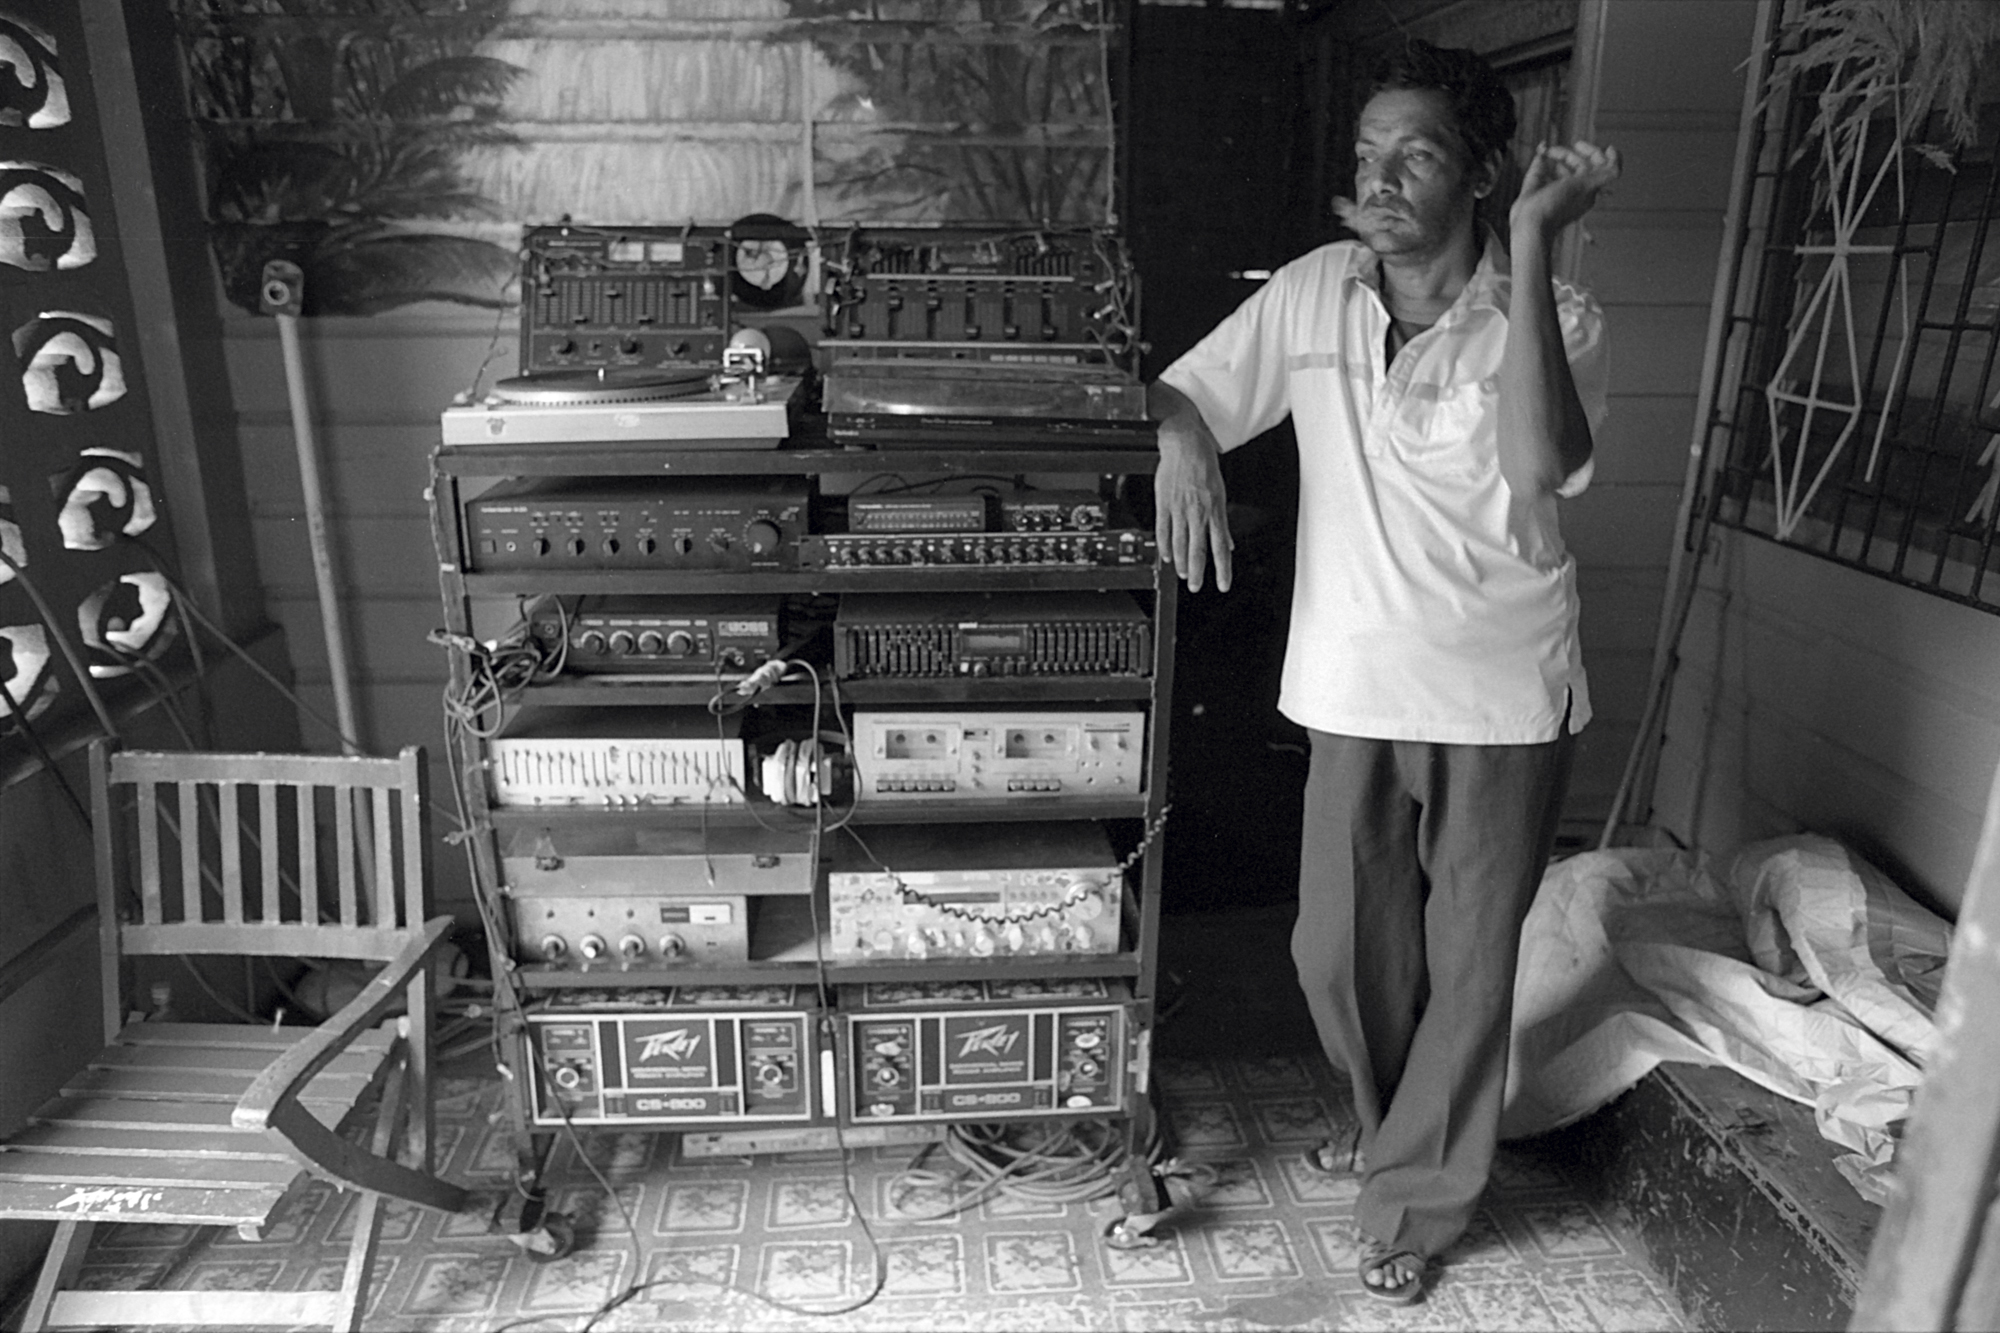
left=1501, top=835, right=1953, bottom=1202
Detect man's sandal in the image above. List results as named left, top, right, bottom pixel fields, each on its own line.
left=1300, top=1127, right=1364, bottom=1178
left=1358, top=1241, right=1428, bottom=1306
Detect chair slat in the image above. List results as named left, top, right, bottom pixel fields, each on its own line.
left=0, top=1148, right=299, bottom=1190
left=219, top=783, right=242, bottom=924
left=110, top=1022, right=395, bottom=1054
left=4, top=1122, right=297, bottom=1160
left=297, top=782, right=317, bottom=910
left=335, top=784, right=357, bottom=926
left=259, top=781, right=280, bottom=923
left=136, top=780, right=161, bottom=925
left=31, top=1095, right=348, bottom=1133
left=115, top=750, right=405, bottom=788
left=90, top=1044, right=389, bottom=1081
left=373, top=786, right=394, bottom=928
left=0, top=1179, right=286, bottom=1226
left=61, top=1065, right=378, bottom=1106
left=50, top=1290, right=341, bottom=1328
left=178, top=782, right=200, bottom=923
left=118, top=922, right=411, bottom=962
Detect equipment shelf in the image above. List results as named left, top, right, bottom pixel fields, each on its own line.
left=460, top=568, right=1158, bottom=596
left=514, top=677, right=1156, bottom=707
left=434, top=444, right=1160, bottom=479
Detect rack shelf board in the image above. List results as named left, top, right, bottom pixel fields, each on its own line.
left=460, top=569, right=1159, bottom=596
left=435, top=445, right=1161, bottom=478
left=516, top=677, right=1158, bottom=707
left=485, top=795, right=1152, bottom=832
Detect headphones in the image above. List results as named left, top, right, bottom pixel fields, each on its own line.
left=761, top=737, right=824, bottom=807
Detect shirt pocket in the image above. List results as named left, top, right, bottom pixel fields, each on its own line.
left=1395, top=374, right=1495, bottom=479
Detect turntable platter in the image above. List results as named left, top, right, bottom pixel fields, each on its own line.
left=491, top=366, right=716, bottom=405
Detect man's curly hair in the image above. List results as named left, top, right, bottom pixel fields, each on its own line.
left=1371, top=39, right=1516, bottom=171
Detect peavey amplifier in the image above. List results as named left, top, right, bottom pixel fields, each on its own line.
left=839, top=978, right=1135, bottom=1123
left=524, top=985, right=826, bottom=1126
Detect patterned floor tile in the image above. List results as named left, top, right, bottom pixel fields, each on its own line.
left=1253, top=1095, right=1339, bottom=1144
left=1234, top=1054, right=1322, bottom=1092
left=880, top=1232, right=966, bottom=1296
left=768, top=1175, right=855, bottom=1228
left=520, top=1247, right=628, bottom=1312
left=984, top=1230, right=1082, bottom=1292
left=1164, top=1099, right=1249, bottom=1150
left=1153, top=1056, right=1227, bottom=1094
left=1196, top=1157, right=1276, bottom=1209
left=1517, top=1200, right=1627, bottom=1260
left=1203, top=1219, right=1304, bottom=1280
left=757, top=1239, right=853, bottom=1301
left=396, top=1252, right=510, bottom=1318
left=1100, top=1231, right=1195, bottom=1287
left=656, top=1178, right=750, bottom=1233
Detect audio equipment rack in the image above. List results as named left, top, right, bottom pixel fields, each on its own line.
left=430, top=378, right=1174, bottom=1231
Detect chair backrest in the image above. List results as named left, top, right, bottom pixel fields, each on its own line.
left=89, top=744, right=434, bottom=1027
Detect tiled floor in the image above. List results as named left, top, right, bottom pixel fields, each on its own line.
left=18, top=1051, right=1693, bottom=1332
left=7, top=908, right=1697, bottom=1331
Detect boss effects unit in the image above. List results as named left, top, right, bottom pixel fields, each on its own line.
left=827, top=822, right=1124, bottom=961
left=524, top=986, right=825, bottom=1126
left=853, top=709, right=1145, bottom=799
left=530, top=596, right=781, bottom=677
left=841, top=978, right=1135, bottom=1122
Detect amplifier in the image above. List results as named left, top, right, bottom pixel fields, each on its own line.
left=487, top=708, right=745, bottom=808
left=852, top=708, right=1145, bottom=800
left=827, top=822, right=1123, bottom=961
left=501, top=825, right=813, bottom=967
left=524, top=985, right=825, bottom=1126
left=464, top=477, right=809, bottom=572
left=834, top=592, right=1151, bottom=679
left=819, top=226, right=1138, bottom=371
left=521, top=224, right=731, bottom=372
left=840, top=978, right=1133, bottom=1123
left=531, top=596, right=781, bottom=676
left=800, top=529, right=1154, bottom=571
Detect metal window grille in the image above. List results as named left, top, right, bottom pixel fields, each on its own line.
left=1699, top=19, right=2000, bottom=610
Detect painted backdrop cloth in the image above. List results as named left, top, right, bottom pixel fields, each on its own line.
left=1502, top=836, right=1952, bottom=1203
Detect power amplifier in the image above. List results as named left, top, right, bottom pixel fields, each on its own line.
left=1000, top=490, right=1109, bottom=532
left=464, top=477, right=809, bottom=572
left=524, top=985, right=826, bottom=1126
left=501, top=824, right=813, bottom=967
left=531, top=596, right=781, bottom=676
left=852, top=709, right=1145, bottom=800
left=834, top=592, right=1151, bottom=680
left=487, top=708, right=745, bottom=808
left=819, top=226, right=1138, bottom=371
left=800, top=529, right=1154, bottom=570
left=840, top=978, right=1134, bottom=1123
left=521, top=224, right=731, bottom=372
left=827, top=822, right=1123, bottom=961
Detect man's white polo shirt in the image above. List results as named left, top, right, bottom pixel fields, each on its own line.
left=1159, top=236, right=1607, bottom=746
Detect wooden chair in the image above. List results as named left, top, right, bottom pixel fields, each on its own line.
left=0, top=744, right=469, bottom=1332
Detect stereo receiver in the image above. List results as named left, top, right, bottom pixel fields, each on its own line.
left=827, top=821, right=1124, bottom=961
left=852, top=709, right=1145, bottom=800
left=524, top=985, right=824, bottom=1126
left=840, top=978, right=1133, bottom=1123
left=835, top=592, right=1151, bottom=679
left=464, top=477, right=809, bottom=572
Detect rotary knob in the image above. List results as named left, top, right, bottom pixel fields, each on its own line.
left=539, top=934, right=568, bottom=961
left=577, top=934, right=608, bottom=961
left=664, top=630, right=696, bottom=657
left=636, top=630, right=665, bottom=655
left=743, top=519, right=783, bottom=556
left=607, top=630, right=636, bottom=656
left=618, top=934, right=647, bottom=961
left=658, top=933, right=687, bottom=960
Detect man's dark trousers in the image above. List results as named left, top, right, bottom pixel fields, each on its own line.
left=1291, top=719, right=1575, bottom=1259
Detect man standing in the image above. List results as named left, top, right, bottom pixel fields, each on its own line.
left=1150, top=41, right=1618, bottom=1304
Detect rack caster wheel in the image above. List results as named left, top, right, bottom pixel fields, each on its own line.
left=513, top=1210, right=576, bottom=1264
left=1103, top=1214, right=1166, bottom=1250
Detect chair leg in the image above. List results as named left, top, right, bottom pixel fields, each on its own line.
left=333, top=1194, right=386, bottom=1333
left=19, top=1220, right=94, bottom=1333
left=331, top=1039, right=414, bottom=1331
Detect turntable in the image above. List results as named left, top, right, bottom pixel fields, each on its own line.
left=441, top=365, right=806, bottom=448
